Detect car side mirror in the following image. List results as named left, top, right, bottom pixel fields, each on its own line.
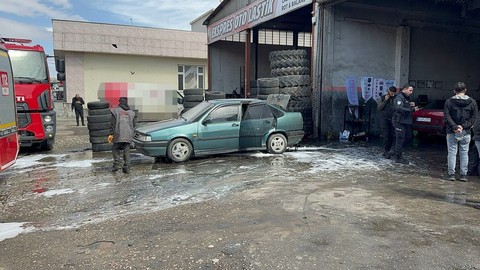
left=177, top=97, right=184, bottom=105
left=203, top=118, right=212, bottom=125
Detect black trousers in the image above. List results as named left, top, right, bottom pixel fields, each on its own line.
left=393, top=122, right=412, bottom=158
left=74, top=108, right=84, bottom=125
left=380, top=118, right=395, bottom=153
left=113, top=142, right=131, bottom=169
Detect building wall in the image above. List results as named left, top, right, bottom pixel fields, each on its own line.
left=52, top=19, right=209, bottom=114
left=80, top=53, right=207, bottom=103
left=409, top=28, right=480, bottom=101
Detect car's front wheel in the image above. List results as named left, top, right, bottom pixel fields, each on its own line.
left=267, top=133, right=287, bottom=154
left=167, top=138, right=193, bottom=162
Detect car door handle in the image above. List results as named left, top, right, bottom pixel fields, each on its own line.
left=232, top=123, right=239, bottom=127
left=263, top=120, right=271, bottom=124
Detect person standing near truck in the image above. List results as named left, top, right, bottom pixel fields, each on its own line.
left=71, top=94, right=85, bottom=126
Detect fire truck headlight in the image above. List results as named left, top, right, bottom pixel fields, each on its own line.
left=44, top=115, right=52, bottom=122
left=46, top=125, right=54, bottom=133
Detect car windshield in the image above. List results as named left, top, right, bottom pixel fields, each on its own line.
left=423, top=100, right=445, bottom=110
left=8, top=50, right=48, bottom=83
left=181, top=101, right=215, bottom=121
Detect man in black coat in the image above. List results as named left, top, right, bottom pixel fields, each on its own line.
left=71, top=94, right=85, bottom=126
left=392, top=84, right=419, bottom=164
left=377, top=86, right=397, bottom=158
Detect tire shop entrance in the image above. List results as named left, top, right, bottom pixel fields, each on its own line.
left=204, top=0, right=480, bottom=141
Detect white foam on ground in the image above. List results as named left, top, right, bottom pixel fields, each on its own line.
left=0, top=223, right=34, bottom=242
left=42, top=188, right=75, bottom=197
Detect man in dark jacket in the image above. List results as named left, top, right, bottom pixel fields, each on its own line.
left=443, top=82, right=478, bottom=181
left=392, top=84, right=419, bottom=164
left=109, top=97, right=136, bottom=174
left=71, top=94, right=85, bottom=126
left=377, top=86, right=397, bottom=158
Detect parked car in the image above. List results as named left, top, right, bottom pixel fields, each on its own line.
left=133, top=99, right=305, bottom=162
left=412, top=99, right=445, bottom=136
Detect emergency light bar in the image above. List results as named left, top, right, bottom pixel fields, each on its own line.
left=0, top=37, right=32, bottom=44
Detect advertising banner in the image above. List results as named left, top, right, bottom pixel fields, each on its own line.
left=207, top=0, right=313, bottom=44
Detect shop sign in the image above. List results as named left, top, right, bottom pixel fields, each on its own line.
left=208, top=0, right=313, bottom=44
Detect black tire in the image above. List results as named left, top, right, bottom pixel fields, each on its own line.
left=271, top=67, right=310, bottom=77
left=270, top=59, right=310, bottom=69
left=88, top=108, right=111, bottom=116
left=91, top=143, right=112, bottom=152
left=87, top=101, right=109, bottom=110
left=89, top=129, right=111, bottom=137
left=167, top=138, right=193, bottom=163
left=87, top=114, right=111, bottom=123
left=40, top=139, right=54, bottom=151
left=183, top=94, right=204, bottom=102
left=249, top=88, right=258, bottom=98
left=89, top=136, right=108, bottom=144
left=258, top=87, right=279, bottom=95
left=278, top=75, right=310, bottom=87
left=184, top=88, right=204, bottom=95
left=269, top=49, right=308, bottom=62
left=257, top=78, right=279, bottom=88
left=267, top=133, right=287, bottom=154
left=87, top=121, right=111, bottom=131
left=205, top=91, right=225, bottom=100
left=279, top=86, right=311, bottom=96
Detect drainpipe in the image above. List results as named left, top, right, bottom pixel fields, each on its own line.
left=313, top=2, right=324, bottom=138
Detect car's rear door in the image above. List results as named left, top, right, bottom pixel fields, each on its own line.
left=196, top=104, right=241, bottom=152
left=239, top=103, right=275, bottom=149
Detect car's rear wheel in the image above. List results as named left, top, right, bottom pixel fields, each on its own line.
left=167, top=138, right=193, bottom=162
left=267, top=133, right=287, bottom=154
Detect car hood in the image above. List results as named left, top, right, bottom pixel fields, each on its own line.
left=136, top=118, right=188, bottom=134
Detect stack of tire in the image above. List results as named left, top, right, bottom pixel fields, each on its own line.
left=87, top=101, right=112, bottom=152
left=256, top=77, right=279, bottom=100
left=249, top=80, right=258, bottom=98
left=269, top=49, right=312, bottom=138
left=182, top=88, right=204, bottom=112
left=205, top=91, right=225, bottom=100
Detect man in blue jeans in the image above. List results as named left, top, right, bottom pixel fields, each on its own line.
left=443, top=82, right=478, bottom=181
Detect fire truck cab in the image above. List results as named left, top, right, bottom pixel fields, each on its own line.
left=1, top=37, right=56, bottom=151
left=0, top=43, right=19, bottom=172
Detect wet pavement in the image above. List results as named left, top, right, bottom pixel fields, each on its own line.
left=0, top=118, right=480, bottom=269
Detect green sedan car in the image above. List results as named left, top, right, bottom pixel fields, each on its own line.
left=133, top=99, right=304, bottom=162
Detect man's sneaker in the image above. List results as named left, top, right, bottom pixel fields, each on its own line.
left=395, top=157, right=409, bottom=164
left=112, top=167, right=120, bottom=172
left=122, top=167, right=130, bottom=174
left=443, top=174, right=455, bottom=181
left=459, top=175, right=467, bottom=182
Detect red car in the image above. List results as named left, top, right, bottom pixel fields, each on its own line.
left=412, top=100, right=445, bottom=136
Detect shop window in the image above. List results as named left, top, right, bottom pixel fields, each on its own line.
left=178, top=65, right=205, bottom=90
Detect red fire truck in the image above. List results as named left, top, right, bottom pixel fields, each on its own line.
left=0, top=43, right=19, bottom=172
left=1, top=38, right=56, bottom=150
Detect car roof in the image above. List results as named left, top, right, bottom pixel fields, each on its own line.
left=207, top=98, right=264, bottom=105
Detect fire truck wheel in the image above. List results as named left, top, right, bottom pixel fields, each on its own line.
left=40, top=139, right=55, bottom=151
left=183, top=95, right=204, bottom=102
left=87, top=101, right=110, bottom=110
left=205, top=91, right=225, bottom=100
left=89, top=136, right=108, bottom=144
